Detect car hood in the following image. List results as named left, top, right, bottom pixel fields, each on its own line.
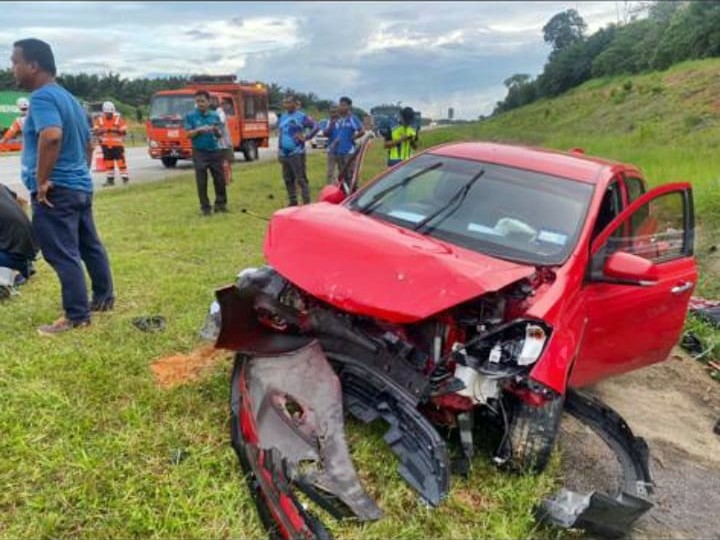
left=264, top=203, right=536, bottom=323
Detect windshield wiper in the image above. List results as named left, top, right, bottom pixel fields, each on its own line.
left=356, top=162, right=443, bottom=215
left=413, top=169, right=485, bottom=233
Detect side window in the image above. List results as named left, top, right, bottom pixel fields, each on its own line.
left=244, top=96, right=255, bottom=119
left=591, top=181, right=623, bottom=240
left=244, top=96, right=268, bottom=121
left=625, top=177, right=645, bottom=203
left=604, top=191, right=689, bottom=263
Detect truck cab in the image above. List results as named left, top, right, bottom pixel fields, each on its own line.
left=146, top=75, right=270, bottom=168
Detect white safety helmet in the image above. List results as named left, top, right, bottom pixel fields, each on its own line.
left=102, top=101, right=116, bottom=114
left=16, top=97, right=29, bottom=111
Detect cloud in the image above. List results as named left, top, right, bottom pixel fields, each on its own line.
left=0, top=1, right=631, bottom=118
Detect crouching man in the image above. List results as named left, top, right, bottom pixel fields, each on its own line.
left=0, top=185, right=37, bottom=287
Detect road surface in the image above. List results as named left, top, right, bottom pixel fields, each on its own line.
left=0, top=137, right=279, bottom=197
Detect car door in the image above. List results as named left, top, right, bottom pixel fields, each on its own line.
left=570, top=183, right=696, bottom=387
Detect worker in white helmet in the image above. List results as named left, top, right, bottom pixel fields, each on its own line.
left=0, top=97, right=30, bottom=145
left=92, top=100, right=129, bottom=186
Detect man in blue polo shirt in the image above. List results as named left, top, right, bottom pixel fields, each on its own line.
left=11, top=38, right=114, bottom=335
left=185, top=90, right=227, bottom=215
left=277, top=95, right=318, bottom=206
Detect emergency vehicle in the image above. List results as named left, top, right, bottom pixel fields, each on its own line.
left=146, top=75, right=270, bottom=167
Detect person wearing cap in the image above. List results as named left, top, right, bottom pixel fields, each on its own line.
left=0, top=97, right=29, bottom=145
left=92, top=100, right=129, bottom=186
left=384, top=106, right=418, bottom=167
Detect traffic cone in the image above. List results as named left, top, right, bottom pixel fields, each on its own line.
left=92, top=146, right=105, bottom=172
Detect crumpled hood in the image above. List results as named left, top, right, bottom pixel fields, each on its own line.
left=264, top=203, right=536, bottom=323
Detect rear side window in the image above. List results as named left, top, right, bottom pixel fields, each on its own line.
left=625, top=177, right=645, bottom=203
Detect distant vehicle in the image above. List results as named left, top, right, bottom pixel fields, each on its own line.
left=311, top=118, right=330, bottom=149
left=0, top=90, right=29, bottom=152
left=145, top=75, right=270, bottom=167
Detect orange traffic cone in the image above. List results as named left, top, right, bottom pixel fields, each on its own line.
left=92, top=146, right=105, bottom=172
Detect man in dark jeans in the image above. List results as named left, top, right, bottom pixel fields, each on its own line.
left=0, top=185, right=37, bottom=285
left=184, top=90, right=227, bottom=216
left=11, top=38, right=114, bottom=335
left=277, top=96, right=318, bottom=206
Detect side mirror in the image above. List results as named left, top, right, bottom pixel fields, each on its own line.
left=318, top=185, right=346, bottom=204
left=601, top=251, right=658, bottom=285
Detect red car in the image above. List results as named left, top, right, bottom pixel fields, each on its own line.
left=211, top=142, right=696, bottom=539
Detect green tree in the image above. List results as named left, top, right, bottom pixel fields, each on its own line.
left=543, top=9, right=587, bottom=53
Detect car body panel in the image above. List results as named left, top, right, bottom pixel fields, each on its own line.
left=263, top=202, right=536, bottom=324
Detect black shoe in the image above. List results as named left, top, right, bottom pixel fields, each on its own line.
left=103, top=180, right=115, bottom=187
left=122, top=176, right=129, bottom=184
left=90, top=297, right=115, bottom=312
left=201, top=209, right=212, bottom=217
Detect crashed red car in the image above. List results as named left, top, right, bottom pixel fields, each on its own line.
left=208, top=142, right=696, bottom=539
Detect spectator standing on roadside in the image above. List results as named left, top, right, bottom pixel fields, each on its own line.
left=277, top=95, right=318, bottom=206
left=210, top=97, right=234, bottom=185
left=184, top=90, right=227, bottom=215
left=384, top=106, right=418, bottom=167
left=326, top=96, right=365, bottom=186
left=11, top=38, right=115, bottom=335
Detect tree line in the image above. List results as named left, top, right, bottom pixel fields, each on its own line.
left=494, top=0, right=720, bottom=115
left=0, top=69, right=352, bottom=117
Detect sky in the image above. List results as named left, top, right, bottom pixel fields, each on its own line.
left=0, top=1, right=638, bottom=119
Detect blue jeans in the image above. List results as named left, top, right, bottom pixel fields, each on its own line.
left=0, top=250, right=32, bottom=277
left=32, top=186, right=114, bottom=323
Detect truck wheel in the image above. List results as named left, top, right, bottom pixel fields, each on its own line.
left=161, top=157, right=178, bottom=168
left=504, top=394, right=565, bottom=474
left=243, top=140, right=258, bottom=162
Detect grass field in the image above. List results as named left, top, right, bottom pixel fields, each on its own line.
left=2, top=57, right=720, bottom=538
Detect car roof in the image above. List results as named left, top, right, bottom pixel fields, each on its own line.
left=428, top=142, right=639, bottom=184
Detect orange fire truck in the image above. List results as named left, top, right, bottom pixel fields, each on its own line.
left=146, top=75, right=270, bottom=168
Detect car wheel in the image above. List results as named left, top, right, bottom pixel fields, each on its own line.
left=505, top=394, right=565, bottom=473
left=160, top=157, right=178, bottom=168
left=243, top=140, right=259, bottom=162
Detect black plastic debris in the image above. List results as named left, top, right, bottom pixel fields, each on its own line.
left=680, top=331, right=704, bottom=357
left=132, top=315, right=166, bottom=332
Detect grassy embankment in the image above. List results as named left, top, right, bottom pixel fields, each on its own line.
left=2, top=57, right=720, bottom=538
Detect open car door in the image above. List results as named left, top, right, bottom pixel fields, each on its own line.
left=571, top=182, right=696, bottom=387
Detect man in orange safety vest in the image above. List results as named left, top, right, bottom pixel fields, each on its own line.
left=0, top=97, right=29, bottom=146
left=92, top=101, right=129, bottom=186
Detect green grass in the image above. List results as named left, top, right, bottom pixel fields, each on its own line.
left=0, top=152, right=560, bottom=539
left=4, top=56, right=720, bottom=538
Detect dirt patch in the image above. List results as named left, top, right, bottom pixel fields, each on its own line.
left=150, top=344, right=231, bottom=388
left=588, top=350, right=720, bottom=538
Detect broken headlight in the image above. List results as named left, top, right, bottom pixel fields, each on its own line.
left=462, top=319, right=552, bottom=375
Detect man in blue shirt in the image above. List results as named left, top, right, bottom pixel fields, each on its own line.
left=184, top=90, right=227, bottom=215
left=321, top=104, right=340, bottom=185
left=277, top=95, right=318, bottom=206
left=325, top=96, right=364, bottom=190
left=12, top=38, right=115, bottom=335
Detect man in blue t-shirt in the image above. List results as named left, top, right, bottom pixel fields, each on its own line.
left=184, top=90, right=227, bottom=215
left=11, top=38, right=114, bottom=335
left=325, top=96, right=364, bottom=189
left=320, top=104, right=340, bottom=184
left=277, top=95, right=318, bottom=206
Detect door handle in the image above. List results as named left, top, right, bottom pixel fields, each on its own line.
left=671, top=281, right=694, bottom=295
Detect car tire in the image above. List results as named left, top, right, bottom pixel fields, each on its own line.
left=505, top=394, right=565, bottom=474
left=243, top=140, right=258, bottom=162
left=160, top=157, right=178, bottom=168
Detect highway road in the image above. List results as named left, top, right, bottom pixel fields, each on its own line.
left=0, top=137, right=279, bottom=197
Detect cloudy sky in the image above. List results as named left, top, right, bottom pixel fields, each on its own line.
left=0, top=1, right=633, bottom=119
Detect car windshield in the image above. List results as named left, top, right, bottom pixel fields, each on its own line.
left=149, top=95, right=196, bottom=121
left=348, top=154, right=594, bottom=265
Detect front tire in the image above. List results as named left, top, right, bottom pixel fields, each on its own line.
left=160, top=157, right=178, bottom=168
left=505, top=394, right=565, bottom=473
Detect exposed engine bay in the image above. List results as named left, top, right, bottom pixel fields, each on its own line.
left=205, top=266, right=655, bottom=539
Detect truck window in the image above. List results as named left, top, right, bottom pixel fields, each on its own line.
left=244, top=95, right=268, bottom=121
left=222, top=98, right=235, bottom=117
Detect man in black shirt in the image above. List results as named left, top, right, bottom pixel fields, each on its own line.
left=0, top=185, right=37, bottom=282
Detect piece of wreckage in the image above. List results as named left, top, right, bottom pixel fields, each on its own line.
left=201, top=141, right=697, bottom=539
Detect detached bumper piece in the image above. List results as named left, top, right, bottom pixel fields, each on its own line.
left=230, top=340, right=381, bottom=540
left=538, top=389, right=655, bottom=538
